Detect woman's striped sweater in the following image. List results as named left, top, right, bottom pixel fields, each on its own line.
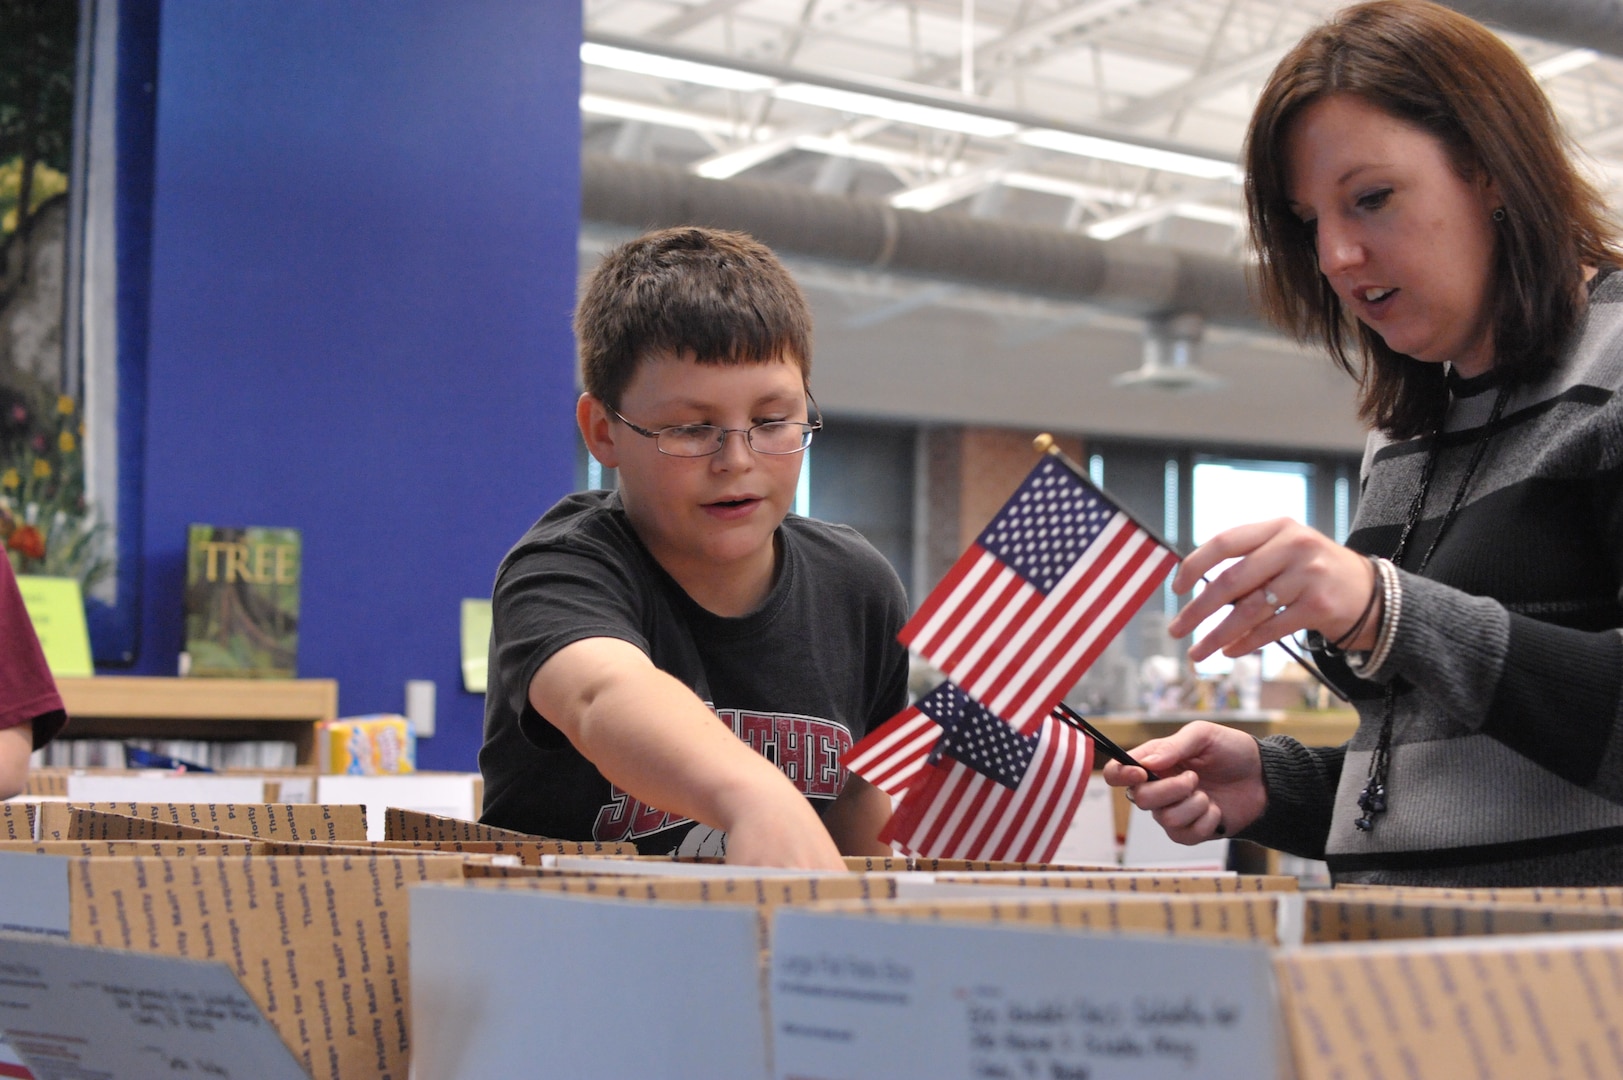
left=1243, top=270, right=1623, bottom=886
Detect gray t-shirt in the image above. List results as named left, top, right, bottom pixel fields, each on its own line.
left=479, top=489, right=910, bottom=854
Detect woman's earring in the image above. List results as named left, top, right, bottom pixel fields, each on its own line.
left=1492, top=207, right=1506, bottom=223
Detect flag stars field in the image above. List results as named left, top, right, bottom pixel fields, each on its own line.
left=846, top=451, right=1175, bottom=862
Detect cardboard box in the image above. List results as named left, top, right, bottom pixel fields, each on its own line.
left=1301, top=892, right=1623, bottom=942
left=1276, top=930, right=1623, bottom=1080
left=407, top=877, right=1293, bottom=1080
left=410, top=869, right=1623, bottom=1080
left=256, top=838, right=628, bottom=867
left=23, top=769, right=67, bottom=797
left=65, top=771, right=275, bottom=804
left=842, top=855, right=1122, bottom=873
left=771, top=904, right=1282, bottom=1079
left=410, top=886, right=776, bottom=1079
left=38, top=802, right=369, bottom=843
left=382, top=807, right=538, bottom=843
left=0, top=852, right=465, bottom=1080
left=0, top=802, right=31, bottom=840
left=925, top=870, right=1299, bottom=894
left=1336, top=882, right=1623, bottom=907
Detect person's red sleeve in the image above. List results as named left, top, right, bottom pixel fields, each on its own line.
left=0, top=558, right=68, bottom=749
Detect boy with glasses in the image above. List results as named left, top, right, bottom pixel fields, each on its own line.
left=479, top=227, right=908, bottom=869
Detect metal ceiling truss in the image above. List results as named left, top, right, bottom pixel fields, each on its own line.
left=583, top=0, right=1623, bottom=326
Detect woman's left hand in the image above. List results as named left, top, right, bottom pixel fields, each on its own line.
left=1166, top=518, right=1377, bottom=661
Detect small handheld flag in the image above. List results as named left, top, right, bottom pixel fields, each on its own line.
left=842, top=686, right=951, bottom=796
left=879, top=683, right=1093, bottom=863
left=900, top=454, right=1178, bottom=734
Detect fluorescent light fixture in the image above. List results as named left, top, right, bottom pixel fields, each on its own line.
left=581, top=93, right=757, bottom=138
left=582, top=39, right=1239, bottom=182
left=694, top=139, right=795, bottom=179
left=1086, top=199, right=1244, bottom=240
left=794, top=134, right=916, bottom=168
left=1001, top=171, right=1137, bottom=206
left=580, top=42, right=778, bottom=93
left=773, top=83, right=1020, bottom=139
left=890, top=171, right=1006, bottom=211
left=1018, top=129, right=1239, bottom=181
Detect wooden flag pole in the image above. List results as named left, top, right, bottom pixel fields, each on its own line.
left=1033, top=433, right=1349, bottom=703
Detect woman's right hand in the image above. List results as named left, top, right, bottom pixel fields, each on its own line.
left=1102, top=721, right=1267, bottom=844
left=1166, top=518, right=1378, bottom=663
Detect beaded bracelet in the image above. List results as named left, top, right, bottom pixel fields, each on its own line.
left=1328, top=554, right=1382, bottom=652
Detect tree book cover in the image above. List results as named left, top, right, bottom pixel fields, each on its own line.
left=182, top=525, right=301, bottom=678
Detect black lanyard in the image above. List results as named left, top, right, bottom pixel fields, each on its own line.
left=1355, top=381, right=1512, bottom=832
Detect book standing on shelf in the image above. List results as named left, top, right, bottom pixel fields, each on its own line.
left=181, top=524, right=301, bottom=678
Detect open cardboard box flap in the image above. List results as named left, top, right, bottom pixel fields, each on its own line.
left=38, top=802, right=369, bottom=843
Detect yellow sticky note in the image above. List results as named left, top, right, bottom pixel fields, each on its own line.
left=461, top=598, right=491, bottom=693
left=16, top=575, right=94, bottom=677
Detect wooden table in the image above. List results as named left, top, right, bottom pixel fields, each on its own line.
left=54, top=676, right=339, bottom=766
left=1091, top=709, right=1361, bottom=752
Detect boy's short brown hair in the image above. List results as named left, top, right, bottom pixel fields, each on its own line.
left=575, top=226, right=813, bottom=410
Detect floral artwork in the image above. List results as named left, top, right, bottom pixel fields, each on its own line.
left=2, top=3, right=113, bottom=602
left=0, top=388, right=109, bottom=587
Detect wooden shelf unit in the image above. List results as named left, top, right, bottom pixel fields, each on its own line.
left=53, top=676, right=339, bottom=767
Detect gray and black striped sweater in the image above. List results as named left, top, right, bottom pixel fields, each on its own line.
left=1244, top=270, right=1623, bottom=886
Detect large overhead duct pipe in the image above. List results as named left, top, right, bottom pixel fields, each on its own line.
left=1437, top=0, right=1623, bottom=57
left=581, top=157, right=1266, bottom=332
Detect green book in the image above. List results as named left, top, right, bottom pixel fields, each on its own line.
left=182, top=525, right=301, bottom=678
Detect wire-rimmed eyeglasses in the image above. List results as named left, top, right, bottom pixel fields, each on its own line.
left=608, top=394, right=822, bottom=458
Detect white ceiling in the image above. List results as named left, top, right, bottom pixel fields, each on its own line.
left=579, top=0, right=1623, bottom=452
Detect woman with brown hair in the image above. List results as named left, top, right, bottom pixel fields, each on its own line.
left=1106, top=0, right=1623, bottom=886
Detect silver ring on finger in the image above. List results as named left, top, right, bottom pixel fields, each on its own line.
left=1124, top=787, right=1137, bottom=805
left=1262, top=587, right=1281, bottom=609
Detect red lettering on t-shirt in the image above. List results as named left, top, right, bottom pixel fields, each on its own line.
left=592, top=788, right=632, bottom=842
left=809, top=723, right=851, bottom=797
left=629, top=798, right=669, bottom=838
left=714, top=709, right=853, bottom=797
left=595, top=711, right=856, bottom=836
left=594, top=786, right=689, bottom=842
left=735, top=711, right=777, bottom=764
left=774, top=715, right=810, bottom=787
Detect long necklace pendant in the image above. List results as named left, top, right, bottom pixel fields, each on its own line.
left=1354, top=777, right=1387, bottom=831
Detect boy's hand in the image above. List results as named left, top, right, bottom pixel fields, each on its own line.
left=714, top=767, right=846, bottom=870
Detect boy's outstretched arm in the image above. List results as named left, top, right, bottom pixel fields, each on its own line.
left=531, top=636, right=847, bottom=872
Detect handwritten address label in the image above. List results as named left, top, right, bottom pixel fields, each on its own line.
left=962, top=986, right=1246, bottom=1079
left=772, top=912, right=1282, bottom=1080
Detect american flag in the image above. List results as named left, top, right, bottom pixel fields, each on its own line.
left=842, top=681, right=957, bottom=796
left=880, top=685, right=1093, bottom=863
left=901, top=456, right=1177, bottom=734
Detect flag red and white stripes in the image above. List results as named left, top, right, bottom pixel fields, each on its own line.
left=901, top=457, right=1177, bottom=734
left=842, top=704, right=942, bottom=796
left=881, top=708, right=1094, bottom=864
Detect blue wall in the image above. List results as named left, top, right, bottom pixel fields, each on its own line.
left=128, top=1, right=580, bottom=770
